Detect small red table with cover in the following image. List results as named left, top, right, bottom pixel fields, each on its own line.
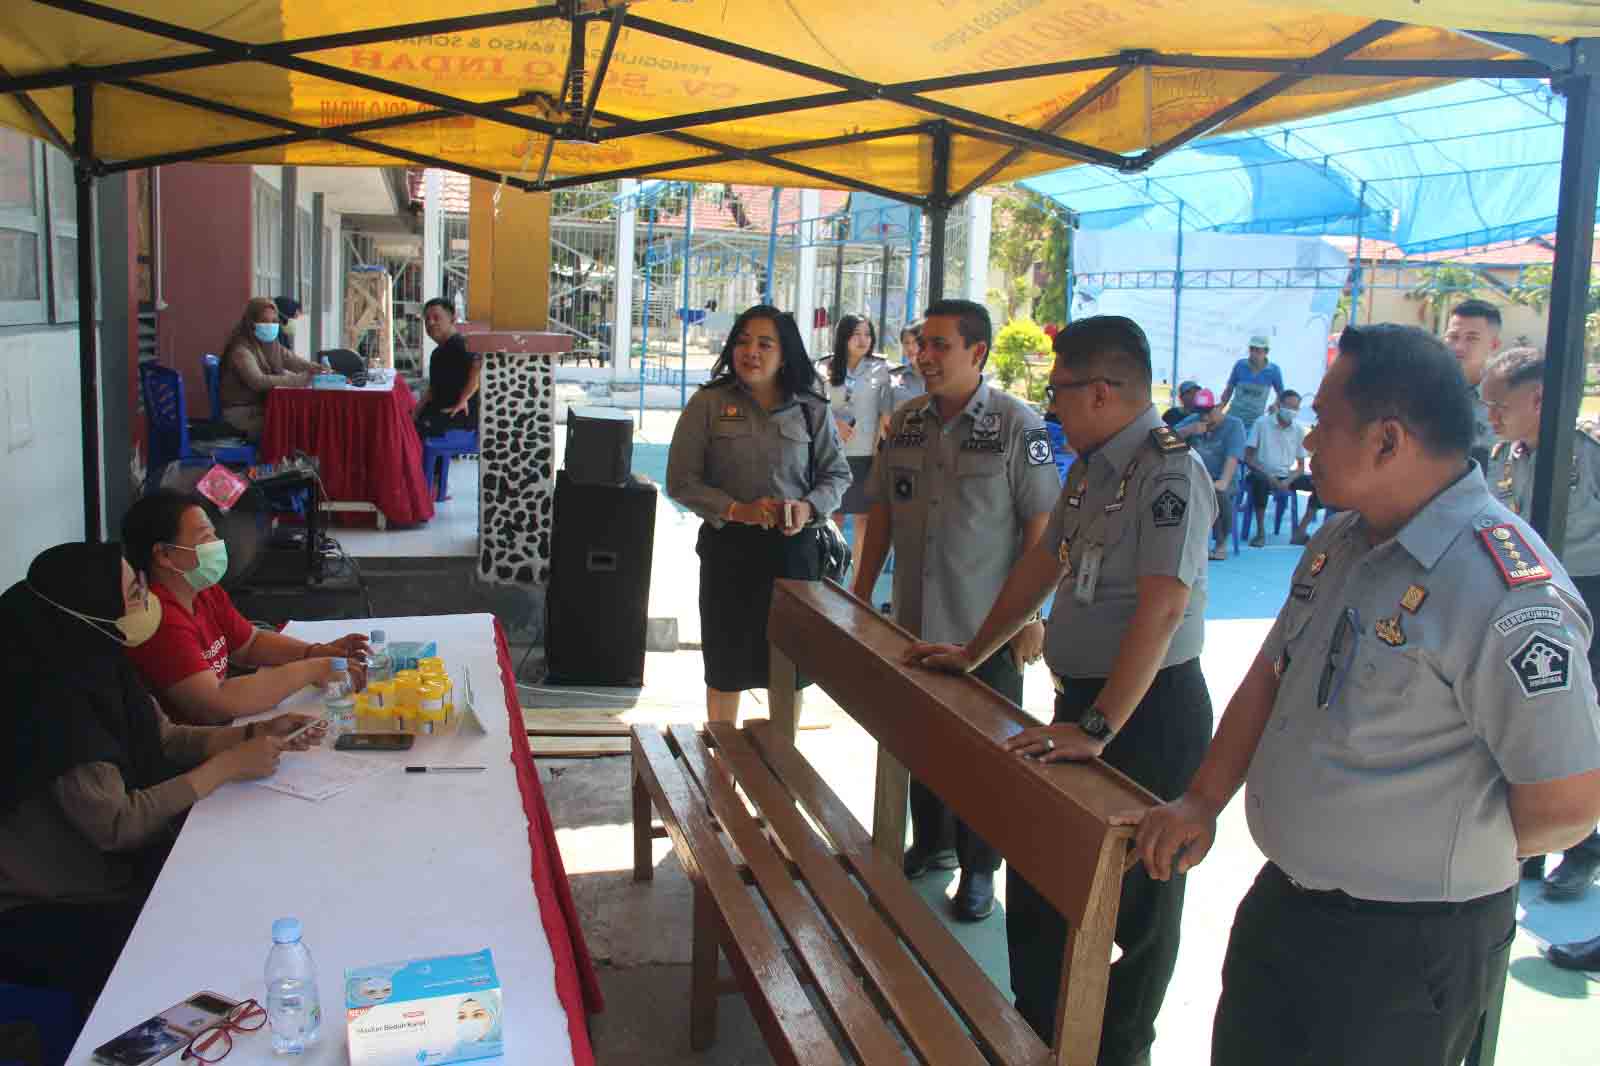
left=631, top=579, right=1158, bottom=1065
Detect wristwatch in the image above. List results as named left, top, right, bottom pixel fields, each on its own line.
left=1077, top=705, right=1114, bottom=742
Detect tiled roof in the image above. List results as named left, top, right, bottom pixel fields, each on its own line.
left=1323, top=234, right=1596, bottom=267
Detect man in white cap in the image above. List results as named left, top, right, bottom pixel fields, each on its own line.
left=1220, top=334, right=1285, bottom=433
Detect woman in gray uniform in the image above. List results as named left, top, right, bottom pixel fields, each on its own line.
left=825, top=315, right=895, bottom=574
left=667, top=306, right=851, bottom=723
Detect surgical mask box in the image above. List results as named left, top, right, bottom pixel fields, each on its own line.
left=345, top=948, right=503, bottom=1066
left=388, top=640, right=438, bottom=672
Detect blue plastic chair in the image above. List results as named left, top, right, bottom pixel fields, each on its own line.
left=138, top=362, right=256, bottom=494
left=1236, top=477, right=1301, bottom=549
left=201, top=354, right=225, bottom=422
left=420, top=428, right=479, bottom=501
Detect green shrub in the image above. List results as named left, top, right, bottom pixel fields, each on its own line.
left=991, top=318, right=1050, bottom=392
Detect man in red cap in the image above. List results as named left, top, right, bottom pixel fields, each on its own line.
left=1175, top=389, right=1245, bottom=561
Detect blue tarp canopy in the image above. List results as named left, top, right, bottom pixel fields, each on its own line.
left=1022, top=79, right=1573, bottom=255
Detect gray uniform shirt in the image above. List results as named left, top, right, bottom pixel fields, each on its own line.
left=665, top=382, right=851, bottom=527
left=1041, top=406, right=1216, bottom=677
left=1252, top=465, right=1600, bottom=902
left=825, top=355, right=895, bottom=458
left=865, top=382, right=1061, bottom=645
left=1490, top=429, right=1600, bottom=577
left=890, top=364, right=926, bottom=410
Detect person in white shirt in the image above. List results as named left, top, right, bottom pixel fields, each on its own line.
left=1241, top=390, right=1311, bottom=547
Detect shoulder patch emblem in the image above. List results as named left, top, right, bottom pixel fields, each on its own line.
left=1024, top=427, right=1052, bottom=466
left=1506, top=631, right=1573, bottom=698
left=1151, top=488, right=1186, bottom=527
left=1479, top=523, right=1551, bottom=587
left=1151, top=426, right=1187, bottom=454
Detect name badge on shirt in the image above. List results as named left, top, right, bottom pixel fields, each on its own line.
left=1073, top=544, right=1103, bottom=605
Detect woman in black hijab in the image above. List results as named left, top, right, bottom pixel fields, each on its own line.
left=0, top=542, right=324, bottom=1017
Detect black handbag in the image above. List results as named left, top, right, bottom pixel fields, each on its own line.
left=799, top=400, right=852, bottom=585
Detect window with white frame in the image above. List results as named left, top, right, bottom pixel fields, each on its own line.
left=44, top=146, right=81, bottom=322
left=0, top=129, right=49, bottom=325
left=252, top=176, right=281, bottom=298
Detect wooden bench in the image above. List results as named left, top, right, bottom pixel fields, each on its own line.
left=630, top=579, right=1158, bottom=1065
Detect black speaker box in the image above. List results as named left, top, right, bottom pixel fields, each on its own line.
left=564, top=406, right=634, bottom=486
left=545, top=470, right=657, bottom=686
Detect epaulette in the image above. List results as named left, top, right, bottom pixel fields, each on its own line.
left=1477, top=521, right=1552, bottom=588
left=1490, top=440, right=1510, bottom=460
left=1150, top=425, right=1187, bottom=454
left=1579, top=419, right=1600, bottom=447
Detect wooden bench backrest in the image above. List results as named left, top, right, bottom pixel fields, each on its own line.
left=768, top=579, right=1156, bottom=926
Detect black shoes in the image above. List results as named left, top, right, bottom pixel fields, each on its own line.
left=1548, top=934, right=1600, bottom=971
left=1521, top=855, right=1547, bottom=881
left=952, top=870, right=996, bottom=922
left=902, top=842, right=959, bottom=880
left=1543, top=852, right=1600, bottom=902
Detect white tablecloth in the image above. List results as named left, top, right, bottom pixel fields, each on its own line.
left=68, top=613, right=575, bottom=1066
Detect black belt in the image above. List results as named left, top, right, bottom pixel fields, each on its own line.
left=1267, top=862, right=1512, bottom=916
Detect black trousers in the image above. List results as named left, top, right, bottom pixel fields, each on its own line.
left=1007, top=657, right=1213, bottom=1065
left=1211, top=863, right=1516, bottom=1066
left=0, top=896, right=148, bottom=1019
left=908, top=648, right=1022, bottom=874
left=1245, top=471, right=1319, bottom=516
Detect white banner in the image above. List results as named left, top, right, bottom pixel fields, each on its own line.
left=1070, top=231, right=1347, bottom=401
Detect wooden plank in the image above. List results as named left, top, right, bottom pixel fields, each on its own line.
left=632, top=753, right=654, bottom=883
left=630, top=728, right=845, bottom=1066
left=745, top=721, right=1052, bottom=1066
left=706, top=722, right=992, bottom=1066
left=767, top=578, right=1153, bottom=925
left=768, top=644, right=801, bottom=741
left=667, top=725, right=906, bottom=1066
left=1052, top=840, right=1125, bottom=1066
left=529, top=735, right=630, bottom=758
left=870, top=747, right=909, bottom=861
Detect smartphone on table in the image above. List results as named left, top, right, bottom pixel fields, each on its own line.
left=335, top=732, right=414, bottom=751
left=92, top=992, right=239, bottom=1066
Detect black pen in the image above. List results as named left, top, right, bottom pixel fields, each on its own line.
left=405, top=765, right=486, bottom=773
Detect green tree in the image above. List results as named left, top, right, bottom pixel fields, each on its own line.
left=1409, top=264, right=1483, bottom=333
left=991, top=318, right=1050, bottom=393
left=988, top=186, right=1068, bottom=324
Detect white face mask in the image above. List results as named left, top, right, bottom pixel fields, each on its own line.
left=456, top=1014, right=491, bottom=1043
left=29, top=585, right=163, bottom=647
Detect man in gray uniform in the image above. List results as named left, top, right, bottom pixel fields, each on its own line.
left=853, top=298, right=1059, bottom=922
left=1129, top=324, right=1600, bottom=1066
left=1484, top=345, right=1600, bottom=901
left=1443, top=297, right=1503, bottom=467
left=908, top=316, right=1216, bottom=1066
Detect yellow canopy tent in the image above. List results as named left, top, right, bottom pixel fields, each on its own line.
left=0, top=1, right=1590, bottom=202
left=2, top=0, right=1598, bottom=573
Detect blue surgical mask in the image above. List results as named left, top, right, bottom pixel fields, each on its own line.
left=253, top=322, right=281, bottom=344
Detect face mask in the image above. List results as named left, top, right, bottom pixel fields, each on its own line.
left=253, top=322, right=281, bottom=344
left=29, top=585, right=164, bottom=647
left=1278, top=410, right=1296, bottom=425
left=168, top=540, right=229, bottom=591
left=457, top=1016, right=491, bottom=1043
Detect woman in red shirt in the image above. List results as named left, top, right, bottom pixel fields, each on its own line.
left=121, top=490, right=369, bottom=725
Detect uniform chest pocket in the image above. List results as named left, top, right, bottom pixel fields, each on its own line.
left=712, top=417, right=754, bottom=440
left=956, top=448, right=1005, bottom=478
left=1320, top=643, right=1428, bottom=755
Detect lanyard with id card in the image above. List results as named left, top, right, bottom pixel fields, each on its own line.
left=1073, top=543, right=1103, bottom=604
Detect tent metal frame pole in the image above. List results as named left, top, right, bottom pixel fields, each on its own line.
left=878, top=237, right=892, bottom=353
left=1351, top=181, right=1367, bottom=325
left=1171, top=202, right=1184, bottom=395
left=74, top=81, right=101, bottom=541
left=1529, top=49, right=1600, bottom=554
left=954, top=63, right=1138, bottom=200
left=5, top=2, right=567, bottom=94
left=1136, top=20, right=1401, bottom=168
left=765, top=187, right=782, bottom=304
left=680, top=190, right=693, bottom=410
left=831, top=220, right=846, bottom=327
left=639, top=205, right=657, bottom=424
left=1063, top=212, right=1075, bottom=324
left=926, top=124, right=952, bottom=302
left=905, top=207, right=922, bottom=324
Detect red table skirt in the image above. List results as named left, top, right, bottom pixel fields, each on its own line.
left=495, top=622, right=604, bottom=1064
left=261, top=382, right=435, bottom=525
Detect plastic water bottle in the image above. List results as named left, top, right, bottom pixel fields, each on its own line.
left=323, top=659, right=356, bottom=736
left=265, top=917, right=321, bottom=1054
left=367, top=629, right=393, bottom=685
